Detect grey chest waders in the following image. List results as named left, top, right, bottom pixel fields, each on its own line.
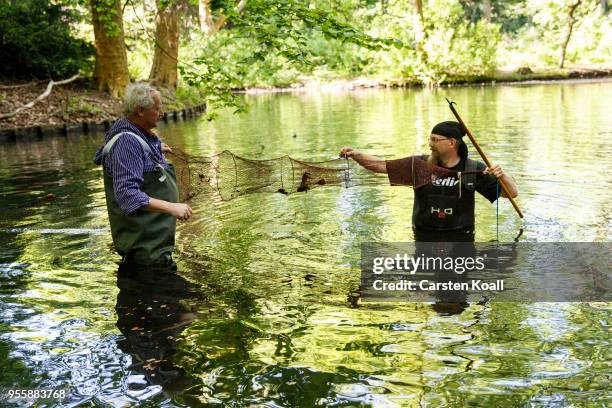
left=102, top=132, right=179, bottom=265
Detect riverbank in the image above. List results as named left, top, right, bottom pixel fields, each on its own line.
left=0, top=80, right=206, bottom=141
left=244, top=65, right=612, bottom=93
left=0, top=79, right=207, bottom=128
left=2, top=65, right=611, bottom=137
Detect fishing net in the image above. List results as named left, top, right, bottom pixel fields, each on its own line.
left=166, top=148, right=483, bottom=202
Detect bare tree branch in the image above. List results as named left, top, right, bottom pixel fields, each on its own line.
left=236, top=0, right=247, bottom=14
left=0, top=74, right=80, bottom=120
left=559, top=0, right=582, bottom=69
left=212, top=0, right=248, bottom=34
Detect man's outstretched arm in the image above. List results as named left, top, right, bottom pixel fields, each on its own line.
left=339, top=147, right=387, bottom=174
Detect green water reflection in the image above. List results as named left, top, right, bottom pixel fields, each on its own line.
left=0, top=81, right=610, bottom=406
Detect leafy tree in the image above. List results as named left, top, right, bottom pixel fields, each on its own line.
left=459, top=0, right=531, bottom=33
left=179, top=0, right=400, bottom=113
left=364, top=0, right=501, bottom=85
left=527, top=0, right=599, bottom=67
left=0, top=0, right=94, bottom=79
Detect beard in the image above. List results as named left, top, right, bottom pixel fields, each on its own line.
left=428, top=150, right=440, bottom=165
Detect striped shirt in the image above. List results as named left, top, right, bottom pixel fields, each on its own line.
left=93, top=118, right=170, bottom=215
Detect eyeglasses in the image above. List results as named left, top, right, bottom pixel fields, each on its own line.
left=429, top=137, right=451, bottom=144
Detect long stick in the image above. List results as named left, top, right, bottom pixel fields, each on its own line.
left=0, top=74, right=80, bottom=120
left=445, top=98, right=524, bottom=219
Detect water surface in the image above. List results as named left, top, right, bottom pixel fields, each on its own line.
left=0, top=81, right=610, bottom=406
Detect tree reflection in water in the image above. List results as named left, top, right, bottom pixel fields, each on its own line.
left=114, top=265, right=201, bottom=396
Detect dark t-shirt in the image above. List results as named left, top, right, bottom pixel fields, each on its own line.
left=439, top=157, right=499, bottom=203
left=386, top=156, right=499, bottom=230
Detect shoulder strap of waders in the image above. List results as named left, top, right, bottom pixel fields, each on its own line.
left=102, top=131, right=157, bottom=160
left=102, top=131, right=168, bottom=181
left=463, top=158, right=477, bottom=190
left=102, top=131, right=167, bottom=166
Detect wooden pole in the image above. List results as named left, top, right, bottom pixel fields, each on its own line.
left=445, top=98, right=524, bottom=219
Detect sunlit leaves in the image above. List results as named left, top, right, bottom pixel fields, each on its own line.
left=182, top=0, right=402, bottom=113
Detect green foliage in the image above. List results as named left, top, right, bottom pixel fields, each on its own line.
left=100, top=0, right=612, bottom=117
left=459, top=0, right=531, bottom=33
left=179, top=0, right=400, bottom=112
left=425, top=2, right=501, bottom=82
left=174, top=85, right=207, bottom=107
left=183, top=32, right=302, bottom=89
left=176, top=0, right=505, bottom=110
left=61, top=96, right=105, bottom=120
left=92, top=0, right=123, bottom=37
left=499, top=0, right=610, bottom=67
left=0, top=0, right=94, bottom=80
left=180, top=39, right=247, bottom=115
left=6, top=0, right=607, bottom=111
left=364, top=0, right=501, bottom=85
left=158, top=84, right=207, bottom=113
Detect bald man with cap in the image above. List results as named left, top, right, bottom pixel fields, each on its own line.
left=340, top=121, right=518, bottom=241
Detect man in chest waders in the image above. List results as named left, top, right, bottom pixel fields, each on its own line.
left=93, top=83, right=192, bottom=269
left=340, top=121, right=519, bottom=242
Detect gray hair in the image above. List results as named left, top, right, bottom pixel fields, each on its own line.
left=122, top=83, right=160, bottom=116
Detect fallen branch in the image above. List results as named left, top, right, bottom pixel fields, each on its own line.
left=0, top=74, right=80, bottom=120
left=0, top=80, right=46, bottom=90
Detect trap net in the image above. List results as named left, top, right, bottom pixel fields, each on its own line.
left=166, top=149, right=483, bottom=202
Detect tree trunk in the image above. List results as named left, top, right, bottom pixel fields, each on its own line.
left=90, top=0, right=130, bottom=98
left=602, top=0, right=608, bottom=15
left=415, top=0, right=424, bottom=25
left=483, top=0, right=492, bottom=22
left=149, top=0, right=181, bottom=89
left=414, top=0, right=428, bottom=63
left=199, top=0, right=214, bottom=34
left=559, top=0, right=583, bottom=69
